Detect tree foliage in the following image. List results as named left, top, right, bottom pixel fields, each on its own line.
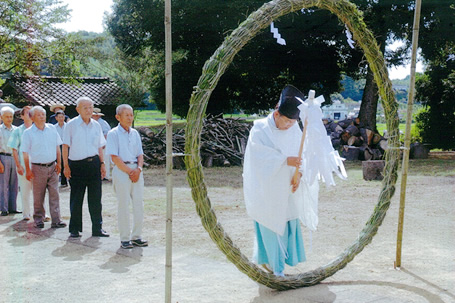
left=0, top=0, right=104, bottom=79
left=107, top=0, right=363, bottom=117
left=415, top=46, right=455, bottom=150
left=107, top=0, right=455, bottom=126
left=76, top=32, right=165, bottom=109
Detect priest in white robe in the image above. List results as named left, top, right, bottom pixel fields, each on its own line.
left=243, top=85, right=320, bottom=277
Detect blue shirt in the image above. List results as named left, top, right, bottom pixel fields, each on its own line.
left=106, top=124, right=143, bottom=163
left=21, top=124, right=62, bottom=164
left=7, top=124, right=29, bottom=165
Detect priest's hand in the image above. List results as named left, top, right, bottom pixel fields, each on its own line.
left=291, top=172, right=302, bottom=192
left=287, top=156, right=301, bottom=168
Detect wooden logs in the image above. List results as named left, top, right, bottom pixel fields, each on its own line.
left=362, top=160, right=385, bottom=181
left=138, top=114, right=252, bottom=167
left=410, top=142, right=430, bottom=159
left=324, top=117, right=388, bottom=161
left=347, top=136, right=363, bottom=147
left=341, top=146, right=360, bottom=161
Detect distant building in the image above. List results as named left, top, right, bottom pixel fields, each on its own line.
left=322, top=100, right=349, bottom=120
left=1, top=76, right=125, bottom=125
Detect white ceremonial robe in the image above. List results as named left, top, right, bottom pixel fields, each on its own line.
left=243, top=113, right=319, bottom=236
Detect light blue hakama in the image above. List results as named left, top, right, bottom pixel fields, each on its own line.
left=254, top=219, right=306, bottom=274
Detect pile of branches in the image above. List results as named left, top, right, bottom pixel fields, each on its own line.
left=137, top=114, right=252, bottom=168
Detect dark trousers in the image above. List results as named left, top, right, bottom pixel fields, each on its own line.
left=59, top=146, right=67, bottom=186
left=68, top=155, right=103, bottom=234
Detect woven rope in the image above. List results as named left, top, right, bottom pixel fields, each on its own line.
left=184, top=0, right=400, bottom=290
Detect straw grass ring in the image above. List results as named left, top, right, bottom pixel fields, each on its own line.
left=184, top=0, right=400, bottom=290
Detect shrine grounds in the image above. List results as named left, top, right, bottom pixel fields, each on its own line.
left=0, top=152, right=454, bottom=302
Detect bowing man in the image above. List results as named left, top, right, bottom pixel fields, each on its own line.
left=243, top=85, right=314, bottom=277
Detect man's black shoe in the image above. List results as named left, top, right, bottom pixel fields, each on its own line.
left=92, top=229, right=109, bottom=237
left=1, top=211, right=8, bottom=216
left=35, top=222, right=44, bottom=228
left=51, top=222, right=67, bottom=228
left=9, top=210, right=22, bottom=214
left=70, top=232, right=81, bottom=238
left=131, top=239, right=148, bottom=247
left=121, top=241, right=134, bottom=249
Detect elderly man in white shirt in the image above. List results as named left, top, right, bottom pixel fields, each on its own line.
left=106, top=104, right=147, bottom=249
left=63, top=97, right=109, bottom=238
left=0, top=106, right=19, bottom=216
left=21, top=106, right=66, bottom=229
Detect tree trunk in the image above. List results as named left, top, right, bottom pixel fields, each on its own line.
left=358, top=67, right=379, bottom=132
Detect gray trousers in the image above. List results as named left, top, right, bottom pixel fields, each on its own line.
left=112, top=164, right=144, bottom=242
left=0, top=154, right=18, bottom=212
left=31, top=163, right=61, bottom=225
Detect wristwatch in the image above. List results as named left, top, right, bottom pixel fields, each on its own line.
left=138, top=167, right=143, bottom=172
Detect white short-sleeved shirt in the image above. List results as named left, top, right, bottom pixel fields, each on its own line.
left=98, top=118, right=111, bottom=137
left=54, top=122, right=66, bottom=141
left=106, top=124, right=143, bottom=163
left=21, top=124, right=62, bottom=164
left=0, top=124, right=16, bottom=154
left=63, top=116, right=106, bottom=161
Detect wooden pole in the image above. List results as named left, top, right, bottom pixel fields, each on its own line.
left=291, top=118, right=307, bottom=191
left=164, top=0, right=173, bottom=301
left=395, top=0, right=422, bottom=269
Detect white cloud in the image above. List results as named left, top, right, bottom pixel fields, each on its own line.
left=386, top=40, right=424, bottom=80
left=56, top=0, right=113, bottom=33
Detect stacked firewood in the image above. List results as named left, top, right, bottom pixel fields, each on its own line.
left=137, top=114, right=252, bottom=168
left=137, top=114, right=388, bottom=167
left=324, top=118, right=388, bottom=161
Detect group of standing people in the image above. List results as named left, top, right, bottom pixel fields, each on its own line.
left=3, top=85, right=345, bottom=272
left=0, top=97, right=148, bottom=249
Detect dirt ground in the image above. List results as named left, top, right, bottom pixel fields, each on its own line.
left=1, top=153, right=454, bottom=303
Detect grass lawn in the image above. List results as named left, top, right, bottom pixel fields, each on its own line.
left=134, top=110, right=260, bottom=127
left=134, top=110, right=413, bottom=137
left=134, top=109, right=186, bottom=127
left=377, top=123, right=404, bottom=135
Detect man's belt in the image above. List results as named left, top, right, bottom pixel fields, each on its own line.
left=32, top=161, right=56, bottom=167
left=124, top=161, right=137, bottom=165
left=71, top=155, right=99, bottom=163
left=0, top=152, right=12, bottom=156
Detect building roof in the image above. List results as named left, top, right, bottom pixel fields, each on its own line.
left=5, top=76, right=124, bottom=107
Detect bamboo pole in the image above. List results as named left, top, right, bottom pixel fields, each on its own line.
left=395, top=0, right=422, bottom=269
left=164, top=0, right=173, bottom=301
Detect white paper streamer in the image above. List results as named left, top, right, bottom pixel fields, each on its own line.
left=270, top=22, right=286, bottom=46
left=345, top=25, right=355, bottom=49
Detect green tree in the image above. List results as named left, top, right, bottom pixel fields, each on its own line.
left=107, top=0, right=360, bottom=117
left=107, top=0, right=455, bottom=125
left=415, top=46, right=455, bottom=150
left=0, top=0, right=102, bottom=78
left=349, top=0, right=455, bottom=131
left=77, top=32, right=168, bottom=109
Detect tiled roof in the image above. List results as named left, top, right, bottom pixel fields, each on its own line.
left=8, top=76, right=124, bottom=107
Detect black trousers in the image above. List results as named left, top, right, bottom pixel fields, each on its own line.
left=68, top=155, right=103, bottom=233
left=59, top=146, right=67, bottom=186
